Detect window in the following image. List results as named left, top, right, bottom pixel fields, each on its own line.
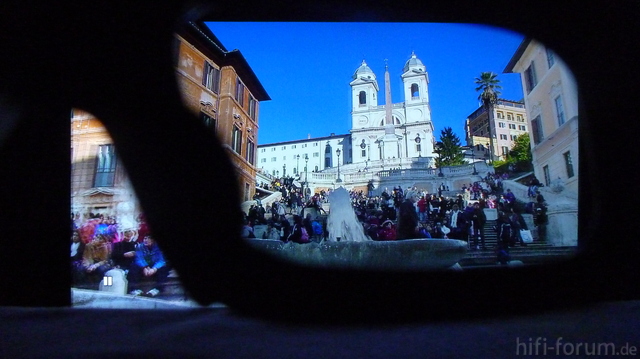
left=531, top=115, right=544, bottom=145
left=555, top=95, right=566, bottom=126
left=292, top=145, right=296, bottom=149
left=507, top=113, right=513, bottom=121
left=271, top=147, right=276, bottom=151
left=261, top=148, right=266, bottom=153
left=497, top=112, right=504, bottom=119
left=509, top=124, right=516, bottom=130
left=411, top=83, right=419, bottom=98
left=293, top=168, right=297, bottom=175
left=524, top=62, right=538, bottom=93
left=502, top=146, right=509, bottom=155
left=271, top=157, right=276, bottom=162
left=313, top=152, right=319, bottom=157
left=283, top=156, right=286, bottom=161
left=416, top=144, right=421, bottom=152
left=94, top=144, right=117, bottom=187
left=246, top=140, right=255, bottom=165
left=302, top=144, right=307, bottom=148
left=510, top=135, right=517, bottom=141
left=202, top=62, right=221, bottom=94
left=200, top=112, right=216, bottom=133
left=359, top=91, right=366, bottom=106
left=498, top=122, right=505, bottom=128
left=500, top=134, right=508, bottom=140
left=282, top=146, right=286, bottom=150
left=361, top=149, right=366, bottom=157
left=249, top=96, right=258, bottom=119
left=261, top=158, right=266, bottom=163
left=313, top=143, right=318, bottom=147
left=543, top=165, right=551, bottom=186
left=546, top=48, right=555, bottom=68
left=232, top=126, right=242, bottom=154
left=516, top=115, right=523, bottom=122
left=235, top=77, right=245, bottom=106
left=519, top=125, right=527, bottom=131
left=564, top=151, right=575, bottom=178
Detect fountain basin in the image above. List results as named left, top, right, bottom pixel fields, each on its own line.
left=246, top=238, right=468, bottom=270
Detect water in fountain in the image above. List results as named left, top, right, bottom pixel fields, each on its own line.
left=326, top=187, right=370, bottom=242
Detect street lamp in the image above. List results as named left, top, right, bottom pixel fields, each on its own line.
left=336, top=148, right=342, bottom=183
left=283, top=163, right=286, bottom=178
left=304, top=154, right=309, bottom=200
left=296, top=154, right=300, bottom=177
left=470, top=146, right=478, bottom=175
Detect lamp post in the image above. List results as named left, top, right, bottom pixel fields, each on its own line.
left=359, top=140, right=366, bottom=171
left=336, top=148, right=342, bottom=183
left=283, top=163, right=286, bottom=178
left=296, top=154, right=300, bottom=177
left=470, top=146, right=478, bottom=175
left=304, top=154, right=309, bottom=200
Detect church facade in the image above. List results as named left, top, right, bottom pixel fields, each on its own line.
left=257, top=52, right=437, bottom=179
left=349, top=52, right=435, bottom=165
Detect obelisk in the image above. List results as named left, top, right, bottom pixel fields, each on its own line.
left=382, top=59, right=399, bottom=159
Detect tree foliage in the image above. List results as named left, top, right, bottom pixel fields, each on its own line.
left=506, top=133, right=533, bottom=171
left=475, top=72, right=502, bottom=107
left=508, top=133, right=532, bottom=163
left=435, top=127, right=465, bottom=167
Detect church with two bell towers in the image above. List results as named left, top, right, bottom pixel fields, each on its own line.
left=256, top=52, right=437, bottom=182
left=349, top=52, right=436, bottom=166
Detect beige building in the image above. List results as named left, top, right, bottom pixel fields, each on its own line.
left=504, top=38, right=579, bottom=246
left=465, top=99, right=528, bottom=161
left=71, top=21, right=270, bottom=219
left=504, top=38, right=578, bottom=194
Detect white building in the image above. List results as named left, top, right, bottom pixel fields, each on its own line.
left=350, top=53, right=435, bottom=163
left=257, top=52, right=437, bottom=181
left=257, top=133, right=351, bottom=180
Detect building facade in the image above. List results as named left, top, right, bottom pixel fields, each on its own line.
left=504, top=38, right=579, bottom=246
left=465, top=99, right=528, bottom=161
left=71, top=21, right=270, bottom=218
left=504, top=38, right=578, bottom=194
left=350, top=53, right=435, bottom=163
left=257, top=133, right=351, bottom=181
left=258, top=53, right=436, bottom=181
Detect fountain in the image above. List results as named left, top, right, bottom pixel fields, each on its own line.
left=247, top=187, right=467, bottom=270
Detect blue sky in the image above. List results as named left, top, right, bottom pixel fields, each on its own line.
left=206, top=22, right=525, bottom=145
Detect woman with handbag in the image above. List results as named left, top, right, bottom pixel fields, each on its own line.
left=509, top=207, right=529, bottom=247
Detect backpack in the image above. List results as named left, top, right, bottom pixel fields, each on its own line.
left=311, top=221, right=323, bottom=235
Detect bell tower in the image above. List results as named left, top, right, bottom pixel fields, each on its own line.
left=350, top=60, right=379, bottom=129
left=401, top=51, right=431, bottom=124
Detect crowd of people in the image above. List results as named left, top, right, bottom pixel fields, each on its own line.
left=70, top=213, right=169, bottom=297
left=243, top=172, right=550, bottom=265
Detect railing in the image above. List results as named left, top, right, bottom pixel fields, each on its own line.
left=371, top=103, right=405, bottom=110
left=310, top=164, right=484, bottom=184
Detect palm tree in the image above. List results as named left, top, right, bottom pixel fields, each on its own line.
left=474, top=72, right=502, bottom=165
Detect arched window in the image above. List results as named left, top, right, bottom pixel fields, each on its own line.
left=358, top=91, right=366, bottom=106
left=411, top=83, right=420, bottom=98
left=379, top=116, right=402, bottom=126
left=324, top=142, right=332, bottom=168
